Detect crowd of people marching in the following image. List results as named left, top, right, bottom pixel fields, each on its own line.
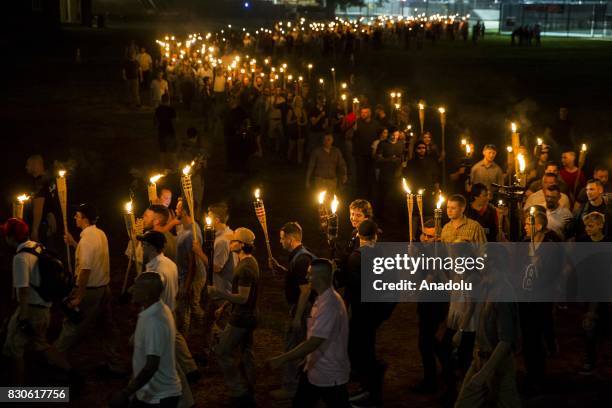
left=2, top=17, right=609, bottom=408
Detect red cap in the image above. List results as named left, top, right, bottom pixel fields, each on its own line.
left=0, top=218, right=30, bottom=242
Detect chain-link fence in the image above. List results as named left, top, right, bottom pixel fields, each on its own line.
left=500, top=2, right=612, bottom=38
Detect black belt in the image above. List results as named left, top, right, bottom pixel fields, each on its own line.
left=85, top=285, right=108, bottom=290
left=28, top=304, right=50, bottom=309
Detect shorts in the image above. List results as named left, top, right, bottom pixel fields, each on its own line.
left=3, top=306, right=51, bottom=358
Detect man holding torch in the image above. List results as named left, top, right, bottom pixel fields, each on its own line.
left=192, top=202, right=238, bottom=362
left=175, top=198, right=206, bottom=336
left=268, top=222, right=316, bottom=401
left=55, top=203, right=125, bottom=375
left=440, top=195, right=487, bottom=244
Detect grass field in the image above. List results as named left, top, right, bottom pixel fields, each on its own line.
left=2, top=19, right=612, bottom=407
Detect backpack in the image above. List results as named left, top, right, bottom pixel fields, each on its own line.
left=17, top=245, right=73, bottom=302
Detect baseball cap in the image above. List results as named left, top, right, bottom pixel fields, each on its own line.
left=74, top=203, right=98, bottom=223
left=0, top=218, right=30, bottom=242
left=137, top=231, right=166, bottom=251
left=230, top=227, right=255, bottom=245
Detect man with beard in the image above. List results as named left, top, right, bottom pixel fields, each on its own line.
left=543, top=185, right=573, bottom=240
left=268, top=222, right=315, bottom=400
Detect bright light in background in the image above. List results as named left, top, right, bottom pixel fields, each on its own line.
left=244, top=2, right=249, bottom=7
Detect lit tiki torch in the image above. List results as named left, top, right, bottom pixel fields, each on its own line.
left=402, top=178, right=414, bottom=243
left=56, top=169, right=72, bottom=274
left=327, top=195, right=339, bottom=257
left=416, top=189, right=425, bottom=235
left=148, top=174, right=164, bottom=204
left=418, top=100, right=426, bottom=136
left=516, top=153, right=527, bottom=187
left=438, top=107, right=447, bottom=187
left=13, top=194, right=30, bottom=220
left=121, top=200, right=138, bottom=295
left=253, top=188, right=273, bottom=262
left=181, top=164, right=197, bottom=238
left=204, top=216, right=215, bottom=286
left=574, top=144, right=588, bottom=198
left=434, top=194, right=445, bottom=240
left=528, top=206, right=536, bottom=256
left=317, top=190, right=329, bottom=231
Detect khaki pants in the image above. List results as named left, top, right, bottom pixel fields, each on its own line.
left=126, top=79, right=140, bottom=106
left=54, top=286, right=122, bottom=371
left=314, top=177, right=338, bottom=196
left=3, top=306, right=51, bottom=358
left=455, top=351, right=521, bottom=408
left=176, top=278, right=205, bottom=336
left=216, top=324, right=255, bottom=398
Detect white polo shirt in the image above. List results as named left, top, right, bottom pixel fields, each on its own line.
left=145, top=254, right=179, bottom=312
left=75, top=225, right=110, bottom=287
left=133, top=301, right=181, bottom=403
left=14, top=241, right=51, bottom=307
left=305, top=287, right=350, bottom=387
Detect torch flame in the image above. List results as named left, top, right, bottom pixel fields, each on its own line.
left=418, top=102, right=425, bottom=110
left=498, top=200, right=503, bottom=206
left=254, top=188, right=261, bottom=200
left=205, top=216, right=212, bottom=226
left=182, top=165, right=191, bottom=176
left=418, top=189, right=425, bottom=195
left=537, top=138, right=543, bottom=146
left=331, top=195, right=339, bottom=214
left=466, top=144, right=472, bottom=155
left=529, top=206, right=536, bottom=216
left=581, top=144, right=587, bottom=152
left=506, top=146, right=513, bottom=153
left=353, top=98, right=359, bottom=104
left=318, top=191, right=327, bottom=205
left=341, top=94, right=346, bottom=101
left=58, top=170, right=66, bottom=178
left=438, top=107, right=446, bottom=114
left=17, top=194, right=30, bottom=203
left=461, top=139, right=467, bottom=145
left=517, top=153, right=526, bottom=173
left=436, top=194, right=445, bottom=209
left=150, top=174, right=164, bottom=184
left=402, top=178, right=411, bottom=194
left=511, top=122, right=517, bottom=133
left=125, top=201, right=133, bottom=214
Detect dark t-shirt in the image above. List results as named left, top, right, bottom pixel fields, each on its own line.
left=155, top=105, right=176, bottom=138
left=123, top=59, right=140, bottom=80
left=28, top=174, right=61, bottom=240
left=309, top=106, right=326, bottom=133
left=466, top=204, right=498, bottom=242
left=354, top=119, right=379, bottom=157
left=285, top=245, right=313, bottom=306
left=229, top=256, right=260, bottom=328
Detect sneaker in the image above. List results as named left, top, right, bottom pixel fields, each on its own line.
left=578, top=363, right=594, bottom=376
left=410, top=380, right=437, bottom=394
left=349, top=390, right=370, bottom=403
left=269, top=388, right=294, bottom=400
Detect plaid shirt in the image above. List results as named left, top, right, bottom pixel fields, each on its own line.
left=441, top=216, right=488, bottom=243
